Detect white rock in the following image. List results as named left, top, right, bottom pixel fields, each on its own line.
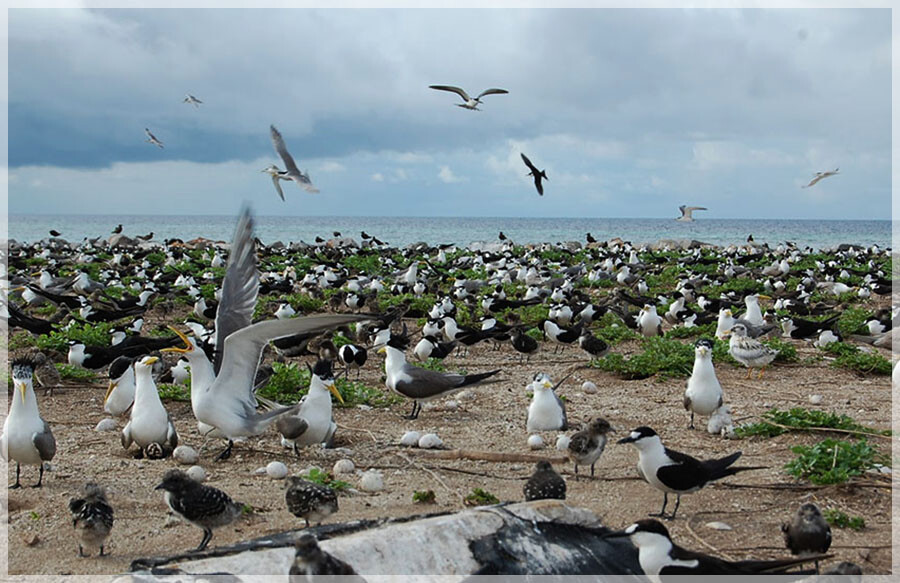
left=94, top=418, right=117, bottom=432
left=173, top=445, right=199, bottom=465
left=705, top=521, right=732, bottom=531
left=418, top=433, right=443, bottom=449
left=581, top=381, right=598, bottom=394
left=444, top=400, right=459, bottom=411
left=266, top=461, right=288, bottom=479
left=457, top=390, right=476, bottom=401
left=359, top=470, right=384, bottom=492
left=555, top=435, right=571, bottom=451
left=809, top=394, right=823, bottom=405
left=400, top=431, right=421, bottom=447
left=186, top=465, right=206, bottom=482
left=527, top=434, right=544, bottom=450
left=333, top=459, right=355, bottom=475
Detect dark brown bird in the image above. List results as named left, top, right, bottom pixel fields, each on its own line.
left=520, top=153, right=548, bottom=195
left=290, top=533, right=362, bottom=578
left=782, top=503, right=831, bottom=572
left=285, top=477, right=339, bottom=527
left=49, top=230, right=62, bottom=237
left=523, top=460, right=566, bottom=501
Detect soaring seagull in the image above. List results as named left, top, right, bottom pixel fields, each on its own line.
left=676, top=205, right=707, bottom=222
left=428, top=85, right=508, bottom=110
left=264, top=125, right=319, bottom=200
left=183, top=94, right=203, bottom=107
left=144, top=128, right=164, bottom=149
left=802, top=167, right=839, bottom=188
left=520, top=153, right=548, bottom=196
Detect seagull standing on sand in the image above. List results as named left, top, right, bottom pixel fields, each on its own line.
left=802, top=168, right=839, bottom=188
left=2, top=356, right=57, bottom=488
left=683, top=339, right=723, bottom=429
left=520, top=153, right=548, bottom=196
left=183, top=94, right=203, bottom=107
left=122, top=356, right=178, bottom=459
left=144, top=128, right=164, bottom=148
left=264, top=125, right=319, bottom=201
left=676, top=205, right=707, bottom=222
left=428, top=85, right=509, bottom=110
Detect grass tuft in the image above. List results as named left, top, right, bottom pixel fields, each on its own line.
left=785, top=438, right=888, bottom=485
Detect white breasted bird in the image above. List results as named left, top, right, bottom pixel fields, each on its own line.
left=526, top=372, right=568, bottom=432
left=683, top=339, right=724, bottom=429
left=104, top=356, right=136, bottom=417
left=1, top=356, right=57, bottom=487
left=726, top=322, right=778, bottom=379
left=618, top=426, right=762, bottom=520
left=121, top=356, right=178, bottom=459
left=276, top=360, right=343, bottom=454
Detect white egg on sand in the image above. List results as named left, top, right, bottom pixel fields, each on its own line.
left=333, top=459, right=355, bottom=474
left=527, top=434, right=545, bottom=450
left=173, top=445, right=199, bottom=465
left=94, top=418, right=118, bottom=432
left=418, top=433, right=443, bottom=449
left=186, top=465, right=207, bottom=482
left=400, top=431, right=421, bottom=447
left=581, top=381, right=598, bottom=394
left=555, top=434, right=571, bottom=450
left=266, top=461, right=288, bottom=479
left=360, top=470, right=384, bottom=492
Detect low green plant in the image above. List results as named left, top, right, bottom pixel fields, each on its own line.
left=823, top=509, right=865, bottom=530
left=36, top=321, right=115, bottom=352
left=592, top=336, right=694, bottom=380
left=258, top=362, right=400, bottom=408
left=464, top=488, right=499, bottom=506
left=831, top=350, right=892, bottom=376
left=835, top=307, right=872, bottom=337
left=412, top=489, right=436, bottom=504
left=304, top=467, right=351, bottom=491
left=158, top=383, right=191, bottom=401
left=785, top=438, right=888, bottom=485
left=54, top=364, right=97, bottom=383
left=734, top=408, right=891, bottom=439
left=761, top=337, right=798, bottom=363
left=664, top=323, right=716, bottom=339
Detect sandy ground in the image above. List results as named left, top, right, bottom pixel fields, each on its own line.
left=3, top=322, right=893, bottom=577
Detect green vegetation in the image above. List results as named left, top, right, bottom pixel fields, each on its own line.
left=664, top=323, right=716, bottom=339
left=412, top=489, right=436, bottom=504
left=735, top=408, right=891, bottom=439
left=785, top=438, right=888, bottom=485
left=823, top=509, right=865, bottom=531
left=761, top=337, right=798, bottom=363
left=836, top=307, right=873, bottom=337
left=258, top=362, right=400, bottom=408
left=592, top=336, right=695, bottom=380
left=54, top=364, right=97, bottom=383
left=464, top=488, right=500, bottom=506
left=303, top=467, right=351, bottom=492
left=158, top=383, right=191, bottom=401
left=36, top=321, right=116, bottom=352
left=821, top=343, right=893, bottom=375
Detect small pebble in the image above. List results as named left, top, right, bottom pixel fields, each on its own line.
left=173, top=445, right=199, bottom=465
left=555, top=435, right=571, bottom=451
left=94, top=418, right=117, bottom=432
left=359, top=470, right=384, bottom=492
left=266, top=461, right=288, bottom=479
left=444, top=400, right=459, bottom=411
left=186, top=465, right=206, bottom=482
left=400, top=431, right=421, bottom=447
left=809, top=394, right=824, bottom=405
left=457, top=390, right=476, bottom=401
left=581, top=381, right=598, bottom=394
left=418, top=433, right=443, bottom=449
left=705, top=521, right=732, bottom=531
left=333, top=459, right=355, bottom=474
left=527, top=434, right=544, bottom=450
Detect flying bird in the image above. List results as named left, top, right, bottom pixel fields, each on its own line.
left=183, top=94, right=203, bottom=107
left=264, top=125, right=319, bottom=200
left=520, top=153, right=548, bottom=196
left=144, top=128, right=164, bottom=148
left=802, top=168, right=839, bottom=188
left=428, top=85, right=509, bottom=110
left=676, top=205, right=707, bottom=222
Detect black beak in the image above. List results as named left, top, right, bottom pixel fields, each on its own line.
left=154, top=483, right=165, bottom=491
left=617, top=436, right=635, bottom=444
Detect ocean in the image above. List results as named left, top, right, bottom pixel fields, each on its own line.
left=6, top=215, right=892, bottom=251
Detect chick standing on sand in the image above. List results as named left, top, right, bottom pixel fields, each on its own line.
left=69, top=482, right=114, bottom=557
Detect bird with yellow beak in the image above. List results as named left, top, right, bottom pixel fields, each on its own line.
left=1, top=356, right=56, bottom=487
left=276, top=360, right=344, bottom=454
left=121, top=356, right=178, bottom=459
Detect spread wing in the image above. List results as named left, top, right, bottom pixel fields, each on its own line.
left=270, top=125, right=301, bottom=175
left=270, top=175, right=285, bottom=201
left=214, top=208, right=259, bottom=373
left=476, top=88, right=509, bottom=99
left=429, top=85, right=470, bottom=101
left=520, top=153, right=538, bottom=173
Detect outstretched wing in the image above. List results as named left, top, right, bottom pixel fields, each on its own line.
left=520, top=153, right=538, bottom=173
left=270, top=174, right=285, bottom=201
left=429, top=85, right=471, bottom=101
left=214, top=208, right=259, bottom=373
left=270, top=125, right=301, bottom=175
left=476, top=88, right=509, bottom=100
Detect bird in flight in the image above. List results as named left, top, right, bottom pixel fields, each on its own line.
left=183, top=94, right=203, bottom=108
left=802, top=168, right=839, bottom=188
left=676, top=205, right=707, bottom=222
left=520, top=153, right=547, bottom=196
left=428, top=85, right=508, bottom=111
left=144, top=128, right=164, bottom=148
left=264, top=125, right=319, bottom=201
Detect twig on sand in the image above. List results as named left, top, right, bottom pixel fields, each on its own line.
left=392, top=452, right=452, bottom=492
left=407, top=448, right=568, bottom=464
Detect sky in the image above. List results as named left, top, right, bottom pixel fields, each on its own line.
left=5, top=6, right=892, bottom=219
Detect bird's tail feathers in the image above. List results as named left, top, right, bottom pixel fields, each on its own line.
left=459, top=369, right=502, bottom=388
left=735, top=554, right=833, bottom=574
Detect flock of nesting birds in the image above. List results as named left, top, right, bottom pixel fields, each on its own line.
left=3, top=206, right=891, bottom=576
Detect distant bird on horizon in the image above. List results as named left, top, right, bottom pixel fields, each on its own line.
left=428, top=85, right=508, bottom=110
left=183, top=94, right=203, bottom=107
left=144, top=128, right=164, bottom=149
left=676, top=205, right=707, bottom=222
left=802, top=167, right=839, bottom=188
left=263, top=125, right=319, bottom=201
left=520, top=153, right=547, bottom=196
left=112, top=224, right=123, bottom=234
left=49, top=230, right=62, bottom=237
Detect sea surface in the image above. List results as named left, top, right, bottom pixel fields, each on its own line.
left=6, top=215, right=892, bottom=250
